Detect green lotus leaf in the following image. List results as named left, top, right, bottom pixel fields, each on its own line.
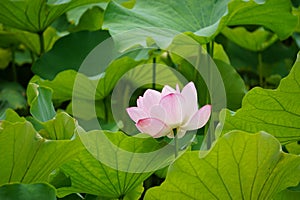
left=31, top=30, right=110, bottom=80
left=218, top=52, right=300, bottom=144
left=0, top=183, right=56, bottom=200
left=27, top=83, right=56, bottom=122
left=145, top=131, right=300, bottom=199
left=38, top=112, right=77, bottom=140
left=222, top=27, right=278, bottom=52
left=0, top=82, right=26, bottom=119
left=57, top=130, right=174, bottom=199
left=0, top=119, right=83, bottom=185
left=103, top=0, right=296, bottom=49
left=0, top=0, right=108, bottom=33
left=68, top=5, right=104, bottom=32
left=273, top=188, right=300, bottom=200
left=103, top=0, right=230, bottom=48
left=214, top=59, right=247, bottom=110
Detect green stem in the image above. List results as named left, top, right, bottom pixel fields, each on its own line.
left=206, top=43, right=210, bottom=55
left=211, top=41, right=214, bottom=57
left=258, top=52, right=263, bottom=87
left=152, top=57, right=156, bottom=89
left=206, top=41, right=214, bottom=57
left=11, top=46, right=17, bottom=82
left=206, top=41, right=214, bottom=104
left=205, top=41, right=214, bottom=149
left=103, top=98, right=108, bottom=122
left=193, top=47, right=202, bottom=87
left=30, top=50, right=35, bottom=63
left=173, top=128, right=178, bottom=158
left=38, top=31, right=45, bottom=55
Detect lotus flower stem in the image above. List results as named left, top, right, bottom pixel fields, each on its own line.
left=152, top=57, right=156, bottom=89
left=11, top=45, right=17, bottom=82
left=38, top=31, right=45, bottom=55
left=258, top=52, right=263, bottom=87
left=173, top=128, right=178, bottom=158
left=206, top=41, right=214, bottom=57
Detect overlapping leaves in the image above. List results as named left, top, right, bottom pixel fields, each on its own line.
left=104, top=0, right=296, bottom=49
left=0, top=110, right=83, bottom=185
left=0, top=82, right=26, bottom=119
left=218, top=53, right=300, bottom=144
left=32, top=30, right=110, bottom=80
left=222, top=27, right=278, bottom=52
left=27, top=83, right=56, bottom=122
left=57, top=131, right=173, bottom=199
left=0, top=183, right=56, bottom=200
left=0, top=0, right=108, bottom=33
left=0, top=0, right=299, bottom=199
left=145, top=131, right=300, bottom=199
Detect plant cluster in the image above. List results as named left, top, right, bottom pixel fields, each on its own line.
left=0, top=0, right=300, bottom=199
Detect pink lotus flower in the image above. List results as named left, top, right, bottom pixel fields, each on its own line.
left=126, top=82, right=211, bottom=138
